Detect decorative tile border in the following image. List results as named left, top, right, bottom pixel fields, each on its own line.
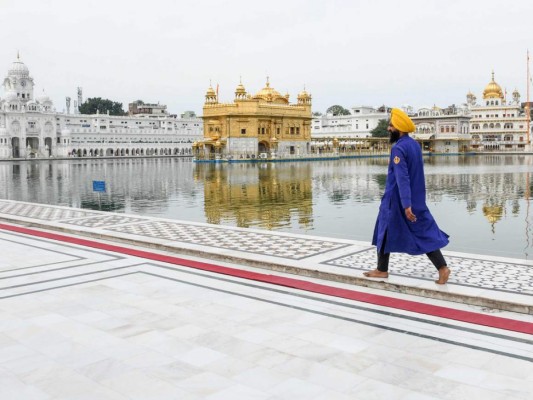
left=323, top=248, right=533, bottom=295
left=105, top=220, right=349, bottom=260
left=0, top=201, right=98, bottom=221
left=61, top=215, right=146, bottom=228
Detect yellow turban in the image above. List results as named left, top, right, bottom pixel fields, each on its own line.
left=390, top=108, right=415, bottom=133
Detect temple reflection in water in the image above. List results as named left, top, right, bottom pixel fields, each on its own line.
left=423, top=154, right=532, bottom=232
left=194, top=162, right=314, bottom=229
left=0, top=155, right=532, bottom=258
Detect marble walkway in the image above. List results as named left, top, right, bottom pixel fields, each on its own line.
left=0, top=199, right=532, bottom=399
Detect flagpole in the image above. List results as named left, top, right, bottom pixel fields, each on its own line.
left=527, top=49, right=530, bottom=146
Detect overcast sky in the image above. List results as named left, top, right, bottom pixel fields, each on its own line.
left=1, top=0, right=532, bottom=115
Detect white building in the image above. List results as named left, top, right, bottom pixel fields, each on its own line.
left=0, top=54, right=203, bottom=159
left=468, top=72, right=530, bottom=151
left=311, top=106, right=389, bottom=139
left=412, top=105, right=472, bottom=153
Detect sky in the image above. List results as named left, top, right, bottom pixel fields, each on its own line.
left=1, top=0, right=532, bottom=115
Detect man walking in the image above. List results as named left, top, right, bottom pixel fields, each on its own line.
left=363, top=108, right=451, bottom=284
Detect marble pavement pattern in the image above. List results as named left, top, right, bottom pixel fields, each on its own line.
left=0, top=225, right=532, bottom=399
left=0, top=199, right=532, bottom=312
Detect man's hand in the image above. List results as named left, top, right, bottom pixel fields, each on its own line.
left=405, top=207, right=417, bottom=222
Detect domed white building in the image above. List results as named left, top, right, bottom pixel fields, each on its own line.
left=0, top=53, right=62, bottom=158
left=468, top=72, right=530, bottom=151
left=0, top=54, right=203, bottom=159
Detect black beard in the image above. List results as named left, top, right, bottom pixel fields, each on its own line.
left=389, top=130, right=400, bottom=144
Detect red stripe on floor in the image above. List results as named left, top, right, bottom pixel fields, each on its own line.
left=1, top=222, right=532, bottom=335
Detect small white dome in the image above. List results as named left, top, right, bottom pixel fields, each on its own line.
left=8, top=59, right=29, bottom=78
left=37, top=91, right=51, bottom=104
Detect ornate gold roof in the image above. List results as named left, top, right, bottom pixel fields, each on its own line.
left=205, top=85, right=216, bottom=96
left=253, top=77, right=288, bottom=104
left=483, top=71, right=504, bottom=99
left=297, top=88, right=311, bottom=99
left=235, top=82, right=246, bottom=94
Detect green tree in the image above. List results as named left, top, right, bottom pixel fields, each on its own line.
left=312, top=111, right=323, bottom=116
left=371, top=119, right=389, bottom=138
left=326, top=105, right=351, bottom=116
left=79, top=97, right=126, bottom=116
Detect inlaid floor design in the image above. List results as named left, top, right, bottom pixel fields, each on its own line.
left=0, top=229, right=532, bottom=399
left=1, top=200, right=533, bottom=297
left=0, top=200, right=98, bottom=221
left=104, top=221, right=349, bottom=260
left=323, top=249, right=533, bottom=295
left=0, top=202, right=349, bottom=260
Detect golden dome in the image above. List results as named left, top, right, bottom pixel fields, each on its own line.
left=206, top=85, right=216, bottom=96
left=253, top=77, right=288, bottom=104
left=235, top=78, right=246, bottom=95
left=482, top=205, right=503, bottom=224
left=483, top=71, right=504, bottom=99
left=297, top=89, right=310, bottom=99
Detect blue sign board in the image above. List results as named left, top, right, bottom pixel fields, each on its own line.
left=92, top=180, right=106, bottom=193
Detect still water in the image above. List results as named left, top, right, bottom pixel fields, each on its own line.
left=1, top=155, right=532, bottom=259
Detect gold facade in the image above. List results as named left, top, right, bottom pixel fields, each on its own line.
left=197, top=79, right=312, bottom=159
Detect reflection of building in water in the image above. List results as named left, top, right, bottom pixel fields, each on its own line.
left=197, top=78, right=312, bottom=159
left=194, top=163, right=313, bottom=229
left=311, top=158, right=384, bottom=203
left=0, top=158, right=197, bottom=212
left=424, top=155, right=531, bottom=231
left=483, top=203, right=504, bottom=233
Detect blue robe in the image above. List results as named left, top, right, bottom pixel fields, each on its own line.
left=372, top=135, right=449, bottom=255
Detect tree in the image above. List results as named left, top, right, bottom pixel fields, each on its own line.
left=326, top=105, right=351, bottom=116
left=79, top=97, right=126, bottom=116
left=312, top=111, right=323, bottom=116
left=371, top=119, right=389, bottom=138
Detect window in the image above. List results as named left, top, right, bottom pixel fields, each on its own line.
left=241, top=128, right=246, bottom=135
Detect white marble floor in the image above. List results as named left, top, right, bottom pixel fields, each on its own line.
left=0, top=229, right=532, bottom=400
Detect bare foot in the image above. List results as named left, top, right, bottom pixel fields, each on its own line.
left=435, top=266, right=451, bottom=284
left=363, top=269, right=389, bottom=279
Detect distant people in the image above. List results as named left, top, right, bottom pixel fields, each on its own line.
left=364, top=108, right=451, bottom=284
